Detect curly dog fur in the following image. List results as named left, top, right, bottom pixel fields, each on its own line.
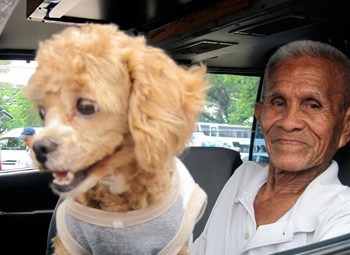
left=25, top=24, right=208, bottom=254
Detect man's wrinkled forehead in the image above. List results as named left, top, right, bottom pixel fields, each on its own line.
left=264, top=87, right=325, bottom=101
left=264, top=56, right=334, bottom=92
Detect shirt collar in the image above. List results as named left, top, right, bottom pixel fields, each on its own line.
left=239, top=161, right=347, bottom=251
left=291, top=160, right=346, bottom=232
left=236, top=164, right=268, bottom=203
left=237, top=161, right=346, bottom=232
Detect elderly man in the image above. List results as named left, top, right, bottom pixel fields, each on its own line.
left=190, top=40, right=350, bottom=254
left=18, top=126, right=36, bottom=167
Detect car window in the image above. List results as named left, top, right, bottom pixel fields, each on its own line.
left=190, top=73, right=266, bottom=162
left=0, top=60, right=40, bottom=171
left=0, top=137, right=26, bottom=150
left=0, top=61, right=266, bottom=170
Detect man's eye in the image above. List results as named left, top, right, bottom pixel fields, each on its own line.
left=304, top=99, right=321, bottom=110
left=77, top=99, right=99, bottom=115
left=39, top=107, right=45, bottom=120
left=306, top=103, right=321, bottom=109
left=271, top=100, right=285, bottom=107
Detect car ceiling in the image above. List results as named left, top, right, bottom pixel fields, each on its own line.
left=1, top=0, right=350, bottom=74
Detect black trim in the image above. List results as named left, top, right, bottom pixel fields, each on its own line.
left=0, top=50, right=36, bottom=61
left=273, top=232, right=350, bottom=255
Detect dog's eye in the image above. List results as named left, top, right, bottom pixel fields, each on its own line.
left=77, top=99, right=98, bottom=115
left=39, top=107, right=45, bottom=120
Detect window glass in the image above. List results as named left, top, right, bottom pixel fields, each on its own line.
left=251, top=124, right=268, bottom=164
left=1, top=65, right=267, bottom=169
left=0, top=60, right=40, bottom=171
left=191, top=73, right=266, bottom=162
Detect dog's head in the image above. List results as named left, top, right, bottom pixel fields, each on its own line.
left=25, top=24, right=207, bottom=198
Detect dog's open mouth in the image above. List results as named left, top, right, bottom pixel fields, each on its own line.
left=46, top=144, right=123, bottom=193
left=50, top=152, right=112, bottom=193
left=51, top=167, right=92, bottom=193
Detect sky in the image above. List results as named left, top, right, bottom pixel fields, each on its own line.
left=0, top=60, right=37, bottom=86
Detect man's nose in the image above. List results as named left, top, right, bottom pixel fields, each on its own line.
left=278, top=104, right=305, bottom=131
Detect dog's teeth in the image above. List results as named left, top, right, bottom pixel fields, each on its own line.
left=53, top=171, right=74, bottom=185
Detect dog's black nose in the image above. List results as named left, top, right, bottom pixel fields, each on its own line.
left=33, top=138, right=57, bottom=164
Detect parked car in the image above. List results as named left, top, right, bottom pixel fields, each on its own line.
left=0, top=127, right=42, bottom=170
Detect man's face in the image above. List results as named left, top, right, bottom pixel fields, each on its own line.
left=255, top=56, right=349, bottom=172
left=23, top=135, right=33, bottom=147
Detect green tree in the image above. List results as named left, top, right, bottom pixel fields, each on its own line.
left=200, top=73, right=260, bottom=125
left=226, top=75, right=260, bottom=125
left=0, top=61, right=40, bottom=132
left=200, top=74, right=231, bottom=123
left=0, top=87, right=41, bottom=131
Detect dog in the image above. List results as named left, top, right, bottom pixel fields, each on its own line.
left=25, top=24, right=208, bottom=255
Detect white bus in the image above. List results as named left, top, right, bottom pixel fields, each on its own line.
left=191, top=122, right=266, bottom=158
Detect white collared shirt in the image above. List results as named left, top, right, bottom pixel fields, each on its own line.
left=25, top=148, right=34, bottom=167
left=190, top=161, right=350, bottom=255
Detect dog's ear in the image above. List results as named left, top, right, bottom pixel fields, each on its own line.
left=126, top=39, right=208, bottom=171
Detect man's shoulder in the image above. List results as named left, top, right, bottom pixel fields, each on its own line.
left=224, top=161, right=267, bottom=191
left=335, top=188, right=350, bottom=204
left=236, top=161, right=266, bottom=175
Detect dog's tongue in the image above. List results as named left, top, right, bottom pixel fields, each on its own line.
left=55, top=171, right=67, bottom=178
left=51, top=168, right=90, bottom=193
left=53, top=171, right=74, bottom=185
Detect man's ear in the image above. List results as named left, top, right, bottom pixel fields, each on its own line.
left=338, top=107, right=350, bottom=148
left=254, top=102, right=263, bottom=122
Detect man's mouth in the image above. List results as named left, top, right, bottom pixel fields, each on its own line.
left=274, top=138, right=308, bottom=146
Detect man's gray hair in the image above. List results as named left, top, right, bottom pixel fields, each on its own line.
left=263, top=40, right=350, bottom=110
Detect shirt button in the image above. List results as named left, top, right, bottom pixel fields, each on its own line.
left=244, top=233, right=250, bottom=239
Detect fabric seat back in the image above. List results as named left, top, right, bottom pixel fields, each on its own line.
left=335, top=142, right=350, bottom=186
left=179, top=146, right=242, bottom=240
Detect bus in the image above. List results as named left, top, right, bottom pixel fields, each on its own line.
left=191, top=122, right=266, bottom=158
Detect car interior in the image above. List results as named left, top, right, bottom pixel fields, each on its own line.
left=1, top=0, right=350, bottom=254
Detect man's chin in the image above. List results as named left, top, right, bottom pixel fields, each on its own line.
left=269, top=154, right=312, bottom=172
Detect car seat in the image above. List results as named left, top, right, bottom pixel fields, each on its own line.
left=335, top=142, right=350, bottom=186
left=179, top=146, right=243, bottom=240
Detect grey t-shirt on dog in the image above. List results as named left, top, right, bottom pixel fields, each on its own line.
left=56, top=159, right=207, bottom=255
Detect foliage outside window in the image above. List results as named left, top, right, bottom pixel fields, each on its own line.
left=192, top=73, right=264, bottom=161
left=200, top=73, right=260, bottom=125
left=0, top=60, right=40, bottom=131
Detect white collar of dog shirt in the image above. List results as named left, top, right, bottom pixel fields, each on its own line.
left=63, top=169, right=180, bottom=228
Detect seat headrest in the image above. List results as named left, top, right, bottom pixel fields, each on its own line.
left=334, top=142, right=350, bottom=186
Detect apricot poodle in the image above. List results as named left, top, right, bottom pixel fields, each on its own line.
left=25, top=24, right=208, bottom=255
